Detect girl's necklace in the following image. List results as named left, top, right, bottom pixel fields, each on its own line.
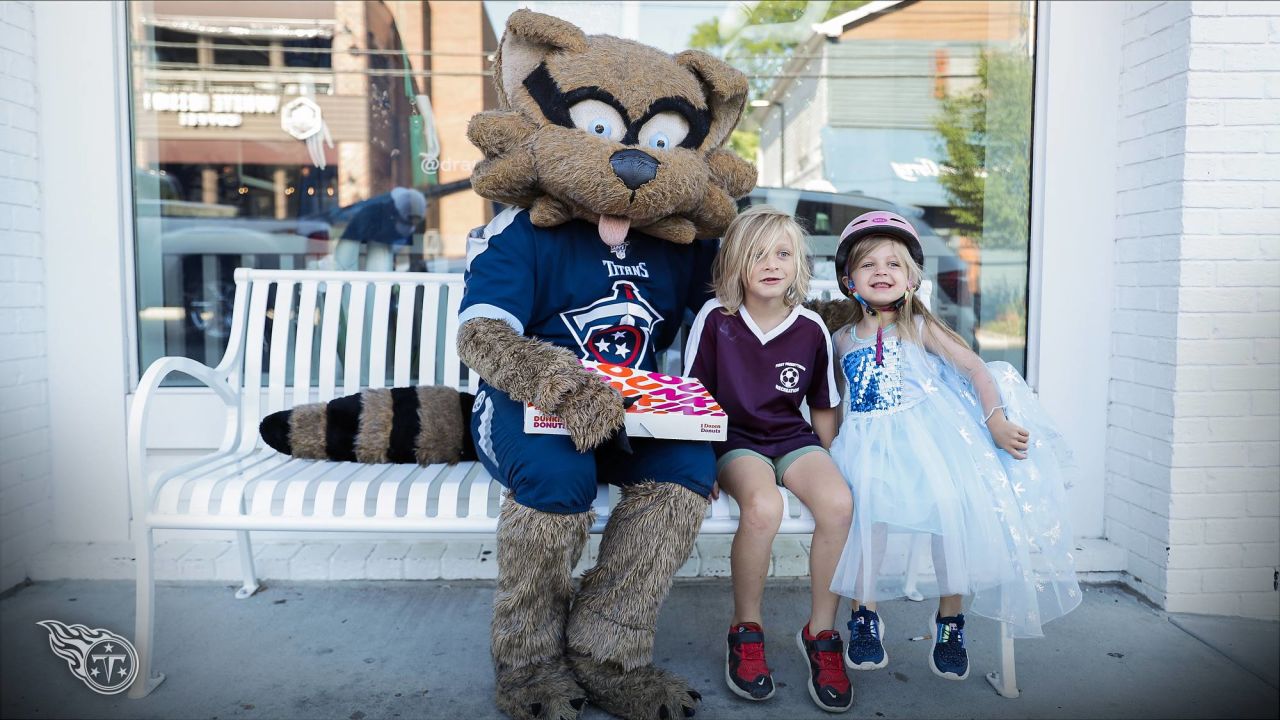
left=852, top=322, right=896, bottom=343
left=853, top=322, right=897, bottom=367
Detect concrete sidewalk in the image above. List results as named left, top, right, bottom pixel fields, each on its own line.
left=1, top=579, right=1276, bottom=720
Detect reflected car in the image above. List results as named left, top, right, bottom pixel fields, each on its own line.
left=739, top=187, right=974, bottom=340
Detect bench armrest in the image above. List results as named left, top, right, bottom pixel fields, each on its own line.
left=127, top=357, right=240, bottom=523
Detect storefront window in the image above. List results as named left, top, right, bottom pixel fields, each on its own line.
left=128, top=0, right=1035, bottom=384
left=728, top=0, right=1037, bottom=369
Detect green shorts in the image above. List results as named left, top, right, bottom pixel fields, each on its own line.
left=716, top=445, right=829, bottom=486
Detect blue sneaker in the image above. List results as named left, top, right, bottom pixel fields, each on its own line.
left=845, top=606, right=888, bottom=670
left=928, top=613, right=969, bottom=680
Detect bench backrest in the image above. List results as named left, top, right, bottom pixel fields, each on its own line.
left=219, top=268, right=849, bottom=446
left=220, top=269, right=474, bottom=444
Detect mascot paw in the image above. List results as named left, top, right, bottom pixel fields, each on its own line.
left=556, top=377, right=625, bottom=453
left=569, top=655, right=701, bottom=720
left=495, top=660, right=588, bottom=720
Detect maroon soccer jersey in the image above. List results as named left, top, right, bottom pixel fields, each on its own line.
left=684, top=299, right=839, bottom=458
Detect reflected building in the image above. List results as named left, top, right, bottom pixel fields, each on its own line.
left=131, top=0, right=496, bottom=257
left=751, top=0, right=1033, bottom=364
left=753, top=0, right=1029, bottom=224
left=129, top=1, right=497, bottom=368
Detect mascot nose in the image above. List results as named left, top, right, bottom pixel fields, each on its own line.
left=610, top=149, right=658, bottom=191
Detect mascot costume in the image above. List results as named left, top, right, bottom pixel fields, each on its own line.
left=260, top=10, right=756, bottom=720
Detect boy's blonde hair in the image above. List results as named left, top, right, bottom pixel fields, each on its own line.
left=712, top=205, right=811, bottom=314
left=845, top=236, right=969, bottom=362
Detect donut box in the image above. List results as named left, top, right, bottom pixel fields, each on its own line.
left=524, top=361, right=728, bottom=441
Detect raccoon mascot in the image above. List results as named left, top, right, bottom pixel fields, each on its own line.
left=260, top=10, right=755, bottom=720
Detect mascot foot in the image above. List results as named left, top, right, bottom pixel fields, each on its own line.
left=495, top=659, right=588, bottom=720
left=570, top=653, right=701, bottom=720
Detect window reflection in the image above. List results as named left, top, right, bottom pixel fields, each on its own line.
left=128, top=0, right=1035, bottom=382
left=725, top=0, right=1036, bottom=369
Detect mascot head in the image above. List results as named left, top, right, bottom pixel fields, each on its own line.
left=468, top=10, right=757, bottom=246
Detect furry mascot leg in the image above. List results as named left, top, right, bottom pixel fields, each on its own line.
left=493, top=499, right=592, bottom=720
left=567, top=482, right=707, bottom=719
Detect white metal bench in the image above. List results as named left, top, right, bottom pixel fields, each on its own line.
left=125, top=268, right=1019, bottom=700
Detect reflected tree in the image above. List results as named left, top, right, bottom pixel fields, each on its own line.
left=689, top=1, right=870, bottom=163
left=933, top=51, right=1033, bottom=249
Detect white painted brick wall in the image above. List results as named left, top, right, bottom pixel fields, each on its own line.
left=1166, top=0, right=1280, bottom=619
left=0, top=0, right=50, bottom=593
left=1110, top=0, right=1280, bottom=619
left=1109, top=0, right=1194, bottom=607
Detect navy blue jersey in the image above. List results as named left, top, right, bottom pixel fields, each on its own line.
left=459, top=208, right=717, bottom=371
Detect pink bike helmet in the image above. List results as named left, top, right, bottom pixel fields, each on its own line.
left=833, top=211, right=925, bottom=299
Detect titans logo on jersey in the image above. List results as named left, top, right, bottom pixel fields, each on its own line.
left=457, top=209, right=716, bottom=375
left=560, top=281, right=664, bottom=368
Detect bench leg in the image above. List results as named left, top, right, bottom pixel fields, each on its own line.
left=128, top=527, right=166, bottom=698
left=234, top=531, right=261, bottom=599
left=985, top=621, right=1019, bottom=698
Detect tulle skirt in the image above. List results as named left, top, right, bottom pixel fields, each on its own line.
left=830, top=361, right=1081, bottom=638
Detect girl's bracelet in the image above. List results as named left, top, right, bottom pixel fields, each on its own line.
left=983, top=404, right=1007, bottom=423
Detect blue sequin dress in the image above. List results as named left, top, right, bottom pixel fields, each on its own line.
left=829, top=322, right=1081, bottom=638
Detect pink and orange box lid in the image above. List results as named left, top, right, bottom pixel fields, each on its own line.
left=524, top=361, right=728, bottom=441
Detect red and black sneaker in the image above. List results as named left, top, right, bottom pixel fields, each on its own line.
left=796, top=623, right=854, bottom=713
left=725, top=622, right=775, bottom=701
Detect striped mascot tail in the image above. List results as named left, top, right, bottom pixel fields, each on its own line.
left=259, top=386, right=478, bottom=465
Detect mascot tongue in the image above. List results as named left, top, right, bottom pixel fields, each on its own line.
left=598, top=215, right=631, bottom=248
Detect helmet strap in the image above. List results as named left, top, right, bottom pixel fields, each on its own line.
left=852, top=291, right=908, bottom=317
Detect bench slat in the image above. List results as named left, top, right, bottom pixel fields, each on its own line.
left=368, top=282, right=394, bottom=389
left=434, top=462, right=471, bottom=519
left=393, top=284, right=417, bottom=387
left=214, top=450, right=292, bottom=516
left=465, top=465, right=490, bottom=519
left=343, top=283, right=369, bottom=395
left=292, top=281, right=320, bottom=406
left=418, top=283, right=440, bottom=385
left=237, top=284, right=273, bottom=450
left=443, top=282, right=463, bottom=388
left=317, top=280, right=344, bottom=402
left=267, top=280, right=296, bottom=414
left=376, top=462, right=419, bottom=517
left=278, top=459, right=339, bottom=517
left=307, top=458, right=368, bottom=515
left=336, top=462, right=389, bottom=518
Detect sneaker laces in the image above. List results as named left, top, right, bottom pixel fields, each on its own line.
left=810, top=633, right=851, bottom=692
left=733, top=628, right=770, bottom=679
left=849, top=613, right=880, bottom=650
left=937, top=622, right=966, bottom=664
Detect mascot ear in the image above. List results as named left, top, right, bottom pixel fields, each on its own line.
left=495, top=10, right=588, bottom=110
left=674, top=50, right=749, bottom=151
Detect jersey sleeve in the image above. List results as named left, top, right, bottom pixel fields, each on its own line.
left=457, top=208, right=535, bottom=335
left=683, top=299, right=720, bottom=396
left=805, top=313, right=841, bottom=409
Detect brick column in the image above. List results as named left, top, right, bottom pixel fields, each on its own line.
left=1109, top=0, right=1279, bottom=619
left=0, top=0, right=53, bottom=592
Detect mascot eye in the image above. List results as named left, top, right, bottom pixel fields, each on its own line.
left=638, top=112, right=689, bottom=151
left=568, top=99, right=625, bottom=142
